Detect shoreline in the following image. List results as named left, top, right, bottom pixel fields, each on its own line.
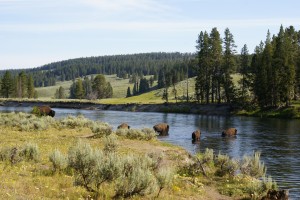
left=0, top=99, right=233, bottom=115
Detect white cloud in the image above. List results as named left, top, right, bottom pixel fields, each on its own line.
left=1, top=18, right=299, bottom=33
left=79, top=0, right=173, bottom=13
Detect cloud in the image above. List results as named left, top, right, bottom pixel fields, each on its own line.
left=1, top=18, right=300, bottom=33
left=79, top=0, right=173, bottom=13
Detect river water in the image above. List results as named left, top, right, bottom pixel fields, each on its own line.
left=0, top=106, right=299, bottom=199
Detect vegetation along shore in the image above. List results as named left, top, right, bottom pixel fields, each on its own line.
left=0, top=112, right=282, bottom=199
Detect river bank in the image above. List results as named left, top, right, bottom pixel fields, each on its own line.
left=0, top=99, right=232, bottom=115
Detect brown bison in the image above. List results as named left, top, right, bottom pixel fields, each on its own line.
left=117, top=123, right=130, bottom=129
left=261, top=189, right=288, bottom=200
left=33, top=105, right=55, bottom=117
left=153, top=123, right=169, bottom=136
left=222, top=128, right=237, bottom=137
left=192, top=130, right=201, bottom=142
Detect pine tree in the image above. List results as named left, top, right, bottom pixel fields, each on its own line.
left=126, top=87, right=131, bottom=97
left=27, top=75, right=35, bottom=98
left=139, top=78, right=149, bottom=93
left=222, top=28, right=237, bottom=104
left=209, top=27, right=223, bottom=103
left=1, top=71, right=13, bottom=98
left=92, top=74, right=113, bottom=99
left=75, top=79, right=85, bottom=99
left=239, top=44, right=250, bottom=102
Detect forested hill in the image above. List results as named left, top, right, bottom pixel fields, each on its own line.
left=0, top=52, right=195, bottom=87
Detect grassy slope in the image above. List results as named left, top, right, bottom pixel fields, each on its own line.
left=35, top=74, right=197, bottom=104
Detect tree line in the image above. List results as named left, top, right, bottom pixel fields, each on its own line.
left=59, top=74, right=113, bottom=100
left=0, top=52, right=194, bottom=87
left=194, top=25, right=300, bottom=109
left=0, top=71, right=37, bottom=98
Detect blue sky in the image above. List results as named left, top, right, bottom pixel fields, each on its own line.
left=1, top=0, right=300, bottom=69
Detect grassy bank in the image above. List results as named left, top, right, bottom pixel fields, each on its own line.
left=235, top=106, right=300, bottom=119
left=0, top=113, right=278, bottom=199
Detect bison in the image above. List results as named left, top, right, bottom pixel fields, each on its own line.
left=192, top=130, right=201, bottom=143
left=153, top=123, right=169, bottom=136
left=221, top=128, right=237, bottom=137
left=33, top=105, right=55, bottom=117
left=117, top=123, right=130, bottom=129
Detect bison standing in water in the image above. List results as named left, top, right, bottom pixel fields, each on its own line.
left=221, top=128, right=237, bottom=137
left=153, top=123, right=169, bottom=136
left=33, top=106, right=55, bottom=117
left=192, top=130, right=201, bottom=143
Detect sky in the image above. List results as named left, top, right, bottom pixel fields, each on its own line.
left=1, top=0, right=300, bottom=70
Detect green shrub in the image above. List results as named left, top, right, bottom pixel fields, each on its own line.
left=90, top=122, right=112, bottom=138
left=115, top=128, right=156, bottom=140
left=94, top=152, right=122, bottom=188
left=215, top=152, right=239, bottom=177
left=155, top=167, right=174, bottom=197
left=20, top=142, right=40, bottom=161
left=114, top=154, right=157, bottom=198
left=49, top=149, right=68, bottom=172
left=68, top=140, right=103, bottom=192
left=240, top=151, right=266, bottom=178
left=59, top=115, right=94, bottom=129
left=103, top=134, right=118, bottom=153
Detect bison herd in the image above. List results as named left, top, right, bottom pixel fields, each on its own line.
left=33, top=105, right=237, bottom=142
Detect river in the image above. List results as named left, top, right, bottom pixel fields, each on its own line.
left=0, top=106, right=299, bottom=199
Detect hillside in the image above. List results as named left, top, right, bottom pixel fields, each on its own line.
left=0, top=52, right=195, bottom=88
left=36, top=74, right=197, bottom=103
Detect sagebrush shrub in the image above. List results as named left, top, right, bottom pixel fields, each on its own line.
left=49, top=149, right=68, bottom=172
left=68, top=140, right=104, bottom=192
left=91, top=122, right=112, bottom=138
left=115, top=154, right=157, bottom=198
left=155, top=167, right=174, bottom=197
left=240, top=151, right=266, bottom=178
left=103, top=134, right=118, bottom=153
left=20, top=142, right=40, bottom=161
left=115, top=128, right=156, bottom=140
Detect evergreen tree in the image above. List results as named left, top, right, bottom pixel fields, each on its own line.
left=17, top=71, right=27, bottom=98
left=92, top=74, right=113, bottom=99
left=132, top=82, right=137, bottom=96
left=139, top=78, right=149, bottom=93
left=1, top=71, right=13, bottom=98
left=27, top=75, right=35, bottom=98
left=75, top=79, right=85, bottom=99
left=126, top=86, right=131, bottom=97
left=55, top=86, right=65, bottom=99
left=239, top=44, right=251, bottom=101
left=83, top=76, right=92, bottom=98
left=222, top=28, right=237, bottom=104
left=209, top=27, right=223, bottom=103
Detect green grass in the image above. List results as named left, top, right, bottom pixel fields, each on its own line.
left=35, top=74, right=197, bottom=104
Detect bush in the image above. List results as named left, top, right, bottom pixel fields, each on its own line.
left=90, top=122, right=112, bottom=138
left=155, top=167, right=174, bottom=197
left=0, top=143, right=39, bottom=164
left=240, top=151, right=266, bottom=178
left=115, top=128, right=156, bottom=140
left=49, top=149, right=68, bottom=172
left=68, top=140, right=103, bottom=192
left=215, top=152, right=239, bottom=177
left=60, top=115, right=94, bottom=129
left=103, top=134, right=118, bottom=153
left=94, top=152, right=122, bottom=188
left=20, top=142, right=40, bottom=161
left=114, top=154, right=157, bottom=198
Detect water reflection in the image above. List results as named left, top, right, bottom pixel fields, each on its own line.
left=0, top=106, right=299, bottom=199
